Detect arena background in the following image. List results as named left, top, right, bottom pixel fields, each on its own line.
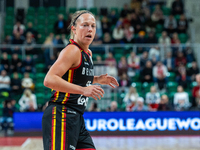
left=0, top=0, right=200, bottom=150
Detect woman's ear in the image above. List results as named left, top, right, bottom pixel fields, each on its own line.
left=71, top=26, right=76, bottom=35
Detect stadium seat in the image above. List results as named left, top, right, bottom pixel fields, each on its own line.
left=156, top=24, right=163, bottom=33
left=190, top=81, right=197, bottom=88
left=36, top=63, right=45, bottom=72
left=37, top=7, right=46, bottom=15
left=35, top=83, right=45, bottom=93
left=113, top=47, right=124, bottom=54
left=166, top=72, right=176, bottom=81
left=47, top=15, right=57, bottom=24
left=131, top=73, right=140, bottom=82
left=36, top=24, right=46, bottom=34
left=142, top=82, right=154, bottom=93
left=47, top=7, right=57, bottom=16
left=110, top=7, right=119, bottom=16
left=175, top=15, right=180, bottom=21
left=38, top=34, right=46, bottom=44
left=131, top=82, right=142, bottom=91
left=167, top=81, right=178, bottom=92
left=5, top=15, right=14, bottom=25
left=36, top=73, right=46, bottom=82
left=6, top=7, right=14, bottom=16
left=90, top=7, right=98, bottom=15
left=162, top=6, right=171, bottom=16
left=69, top=8, right=77, bottom=13
left=27, top=7, right=35, bottom=16
left=36, top=93, right=45, bottom=105
left=114, top=53, right=123, bottom=61
left=178, top=33, right=188, bottom=43
left=4, top=25, right=13, bottom=35
left=47, top=24, right=54, bottom=34
left=26, top=15, right=35, bottom=24
left=37, top=15, right=46, bottom=25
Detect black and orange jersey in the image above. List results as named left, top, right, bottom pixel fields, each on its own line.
left=49, top=39, right=94, bottom=114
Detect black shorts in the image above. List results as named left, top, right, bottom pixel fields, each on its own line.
left=42, top=104, right=95, bottom=150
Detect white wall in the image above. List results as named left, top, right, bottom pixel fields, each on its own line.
left=15, top=0, right=29, bottom=9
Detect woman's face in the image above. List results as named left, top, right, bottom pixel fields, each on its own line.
left=73, top=13, right=96, bottom=46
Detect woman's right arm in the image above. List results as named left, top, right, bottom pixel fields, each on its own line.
left=44, top=45, right=104, bottom=100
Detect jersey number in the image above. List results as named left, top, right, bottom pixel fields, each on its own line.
left=77, top=95, right=88, bottom=106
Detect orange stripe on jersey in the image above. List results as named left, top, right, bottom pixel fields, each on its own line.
left=60, top=106, right=66, bottom=150
left=62, top=69, right=74, bottom=104
left=53, top=91, right=59, bottom=102
left=51, top=106, right=56, bottom=150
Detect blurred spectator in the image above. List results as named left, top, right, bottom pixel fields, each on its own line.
left=106, top=101, right=119, bottom=112
left=54, top=14, right=67, bottom=34
left=95, top=15, right=103, bottom=38
left=174, top=85, right=190, bottom=111
left=43, top=33, right=54, bottom=66
left=141, top=0, right=150, bottom=9
left=101, top=16, right=110, bottom=34
left=177, top=14, right=188, bottom=33
left=93, top=55, right=105, bottom=76
left=146, top=31, right=157, bottom=43
left=92, top=34, right=103, bottom=45
left=123, top=86, right=139, bottom=111
left=140, top=60, right=153, bottom=83
left=118, top=56, right=128, bottom=76
left=88, top=102, right=100, bottom=112
left=45, top=55, right=56, bottom=72
left=157, top=94, right=172, bottom=111
left=57, top=34, right=69, bottom=52
left=3, top=35, right=12, bottom=44
left=164, top=14, right=177, bottom=36
left=105, top=52, right=117, bottom=66
left=130, top=0, right=141, bottom=12
left=121, top=4, right=130, bottom=18
left=123, top=13, right=132, bottom=28
left=102, top=32, right=113, bottom=44
left=151, top=5, right=164, bottom=26
left=175, top=51, right=187, bottom=67
left=132, top=97, right=149, bottom=111
left=106, top=62, right=118, bottom=79
left=21, top=72, right=35, bottom=91
left=18, top=89, right=37, bottom=112
left=118, top=73, right=131, bottom=92
left=11, top=32, right=24, bottom=54
left=13, top=21, right=25, bottom=35
left=109, top=10, right=118, bottom=26
left=146, top=86, right=160, bottom=111
left=192, top=74, right=200, bottom=107
left=22, top=55, right=35, bottom=73
left=0, top=70, right=11, bottom=93
left=185, top=47, right=195, bottom=63
left=148, top=46, right=160, bottom=61
left=140, top=51, right=149, bottom=69
left=23, top=32, right=36, bottom=55
left=124, top=23, right=134, bottom=43
left=172, top=0, right=184, bottom=15
left=24, top=22, right=38, bottom=41
left=158, top=31, right=171, bottom=47
left=171, top=32, right=180, bottom=44
left=0, top=52, right=10, bottom=72
left=175, top=63, right=188, bottom=89
left=10, top=53, right=22, bottom=73
left=1, top=99, right=16, bottom=135
left=163, top=51, right=175, bottom=72
left=187, top=61, right=199, bottom=81
left=127, top=51, right=140, bottom=70
left=11, top=72, right=22, bottom=96
left=135, top=31, right=146, bottom=43
left=112, top=24, right=124, bottom=43
left=130, top=13, right=142, bottom=34
left=153, top=61, right=168, bottom=90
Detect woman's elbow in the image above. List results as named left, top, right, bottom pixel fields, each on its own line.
left=44, top=76, right=51, bottom=87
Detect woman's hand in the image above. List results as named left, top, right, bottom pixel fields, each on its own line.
left=83, top=85, right=104, bottom=100
left=97, top=74, right=119, bottom=88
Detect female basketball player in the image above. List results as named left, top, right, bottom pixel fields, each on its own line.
left=42, top=10, right=119, bottom=150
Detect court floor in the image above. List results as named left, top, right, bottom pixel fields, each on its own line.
left=0, top=136, right=199, bottom=150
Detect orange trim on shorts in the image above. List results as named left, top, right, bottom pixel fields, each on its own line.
left=60, top=106, right=67, bottom=150
left=51, top=106, right=56, bottom=150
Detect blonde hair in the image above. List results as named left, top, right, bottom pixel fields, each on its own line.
left=68, top=10, right=95, bottom=39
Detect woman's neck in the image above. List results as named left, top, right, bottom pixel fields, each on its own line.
left=74, top=39, right=89, bottom=52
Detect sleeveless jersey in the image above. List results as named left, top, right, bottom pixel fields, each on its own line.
left=49, top=39, right=94, bottom=114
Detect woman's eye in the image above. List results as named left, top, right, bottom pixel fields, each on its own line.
left=83, top=24, right=87, bottom=27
